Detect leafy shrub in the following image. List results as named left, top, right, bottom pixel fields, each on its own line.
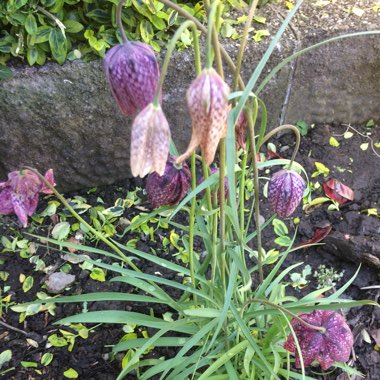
left=0, top=0, right=210, bottom=79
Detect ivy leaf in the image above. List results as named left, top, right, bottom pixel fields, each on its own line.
left=27, top=46, right=38, bottom=65
left=22, top=276, right=34, bottom=293
left=14, top=0, right=28, bottom=9
left=86, top=9, right=110, bottom=24
left=25, top=13, right=38, bottom=35
left=34, top=26, right=52, bottom=44
left=49, top=28, right=67, bottom=64
left=64, top=20, right=84, bottom=34
left=52, top=222, right=71, bottom=240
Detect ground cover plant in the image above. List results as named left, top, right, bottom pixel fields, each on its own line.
left=0, top=0, right=380, bottom=378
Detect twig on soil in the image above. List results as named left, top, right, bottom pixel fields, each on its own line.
left=333, top=123, right=380, bottom=159
left=0, top=320, right=29, bottom=336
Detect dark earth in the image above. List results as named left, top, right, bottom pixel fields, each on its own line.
left=0, top=123, right=379, bottom=379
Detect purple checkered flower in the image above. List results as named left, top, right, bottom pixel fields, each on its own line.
left=284, top=310, right=353, bottom=370
left=268, top=169, right=305, bottom=217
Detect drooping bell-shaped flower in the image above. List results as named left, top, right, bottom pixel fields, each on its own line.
left=146, top=156, right=191, bottom=208
left=104, top=41, right=160, bottom=117
left=268, top=169, right=305, bottom=217
left=0, top=169, right=55, bottom=227
left=284, top=310, right=353, bottom=370
left=176, top=68, right=230, bottom=165
left=130, top=103, right=171, bottom=178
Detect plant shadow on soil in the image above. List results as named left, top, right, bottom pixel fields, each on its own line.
left=0, top=123, right=379, bottom=379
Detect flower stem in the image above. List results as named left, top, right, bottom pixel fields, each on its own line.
left=153, top=20, right=199, bottom=106
left=246, top=97, right=264, bottom=284
left=233, top=0, right=259, bottom=91
left=158, top=0, right=244, bottom=89
left=259, top=124, right=301, bottom=170
left=116, top=0, right=128, bottom=44
left=205, top=0, right=219, bottom=69
left=241, top=299, right=326, bottom=333
left=189, top=152, right=197, bottom=305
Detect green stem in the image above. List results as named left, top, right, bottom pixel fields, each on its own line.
left=233, top=0, right=259, bottom=91
left=158, top=0, right=244, bottom=89
left=22, top=167, right=140, bottom=271
left=205, top=0, right=219, bottom=69
left=241, top=299, right=326, bottom=333
left=259, top=124, right=301, bottom=169
left=188, top=153, right=197, bottom=305
left=153, top=20, right=199, bottom=106
left=116, top=0, right=128, bottom=44
left=246, top=101, right=263, bottom=284
left=219, top=139, right=226, bottom=293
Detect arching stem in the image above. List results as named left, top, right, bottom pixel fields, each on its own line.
left=259, top=124, right=301, bottom=169
left=153, top=20, right=199, bottom=106
left=116, top=0, right=128, bottom=44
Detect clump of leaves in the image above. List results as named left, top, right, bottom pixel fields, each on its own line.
left=0, top=0, right=209, bottom=79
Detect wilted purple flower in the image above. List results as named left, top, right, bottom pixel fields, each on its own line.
left=284, top=310, right=353, bottom=370
left=176, top=68, right=230, bottom=165
left=104, top=41, right=160, bottom=117
left=146, top=156, right=191, bottom=208
left=268, top=169, right=305, bottom=217
left=0, top=169, right=55, bottom=227
left=130, top=103, right=171, bottom=178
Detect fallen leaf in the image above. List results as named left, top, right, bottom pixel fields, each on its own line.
left=343, top=131, right=354, bottom=139
left=323, top=179, right=354, bottom=205
left=294, top=224, right=332, bottom=249
left=66, top=237, right=81, bottom=253
left=329, top=136, right=340, bottom=147
left=360, top=142, right=369, bottom=151
left=352, top=6, right=365, bottom=17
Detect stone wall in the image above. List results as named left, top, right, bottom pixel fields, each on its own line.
left=1, top=3, right=379, bottom=191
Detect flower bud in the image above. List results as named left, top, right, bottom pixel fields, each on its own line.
left=177, top=68, right=230, bottom=165
left=284, top=310, right=353, bottom=370
left=130, top=103, right=171, bottom=178
left=104, top=42, right=160, bottom=117
left=146, top=156, right=191, bottom=208
left=268, top=169, right=305, bottom=217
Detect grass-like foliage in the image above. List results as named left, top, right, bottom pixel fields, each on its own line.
left=7, top=0, right=380, bottom=378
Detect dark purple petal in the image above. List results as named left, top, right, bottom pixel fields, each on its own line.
left=284, top=310, right=353, bottom=370
left=268, top=169, right=305, bottom=217
left=146, top=156, right=191, bottom=208
left=0, top=186, right=14, bottom=215
left=104, top=42, right=160, bottom=117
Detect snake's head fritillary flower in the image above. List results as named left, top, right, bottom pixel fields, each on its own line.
left=130, top=103, right=171, bottom=178
left=0, top=169, right=55, bottom=227
left=176, top=68, right=230, bottom=165
left=104, top=41, right=160, bottom=117
left=284, top=310, right=353, bottom=370
left=146, top=156, right=191, bottom=208
left=268, top=169, right=305, bottom=217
